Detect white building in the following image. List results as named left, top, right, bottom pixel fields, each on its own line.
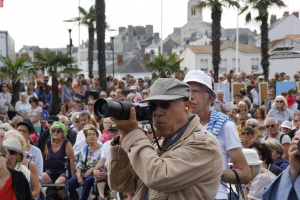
left=180, top=44, right=261, bottom=73
left=0, top=31, right=15, bottom=60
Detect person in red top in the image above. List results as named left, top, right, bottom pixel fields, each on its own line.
left=286, top=88, right=297, bottom=108
left=0, top=144, right=33, bottom=200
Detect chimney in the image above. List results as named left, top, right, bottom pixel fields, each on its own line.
left=128, top=25, right=133, bottom=41
left=145, top=25, right=153, bottom=37
left=293, top=11, right=299, bottom=18
left=153, top=32, right=160, bottom=43
left=117, top=54, right=123, bottom=65
left=283, top=11, right=289, bottom=17
left=119, top=27, right=126, bottom=34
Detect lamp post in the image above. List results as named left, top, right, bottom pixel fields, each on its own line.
left=64, top=19, right=76, bottom=68
left=111, top=36, right=115, bottom=77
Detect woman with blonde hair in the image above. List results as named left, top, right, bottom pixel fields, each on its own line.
left=267, top=95, right=293, bottom=125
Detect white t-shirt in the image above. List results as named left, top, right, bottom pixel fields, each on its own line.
left=73, top=129, right=102, bottom=155
left=100, top=139, right=111, bottom=160
left=28, top=106, right=42, bottom=127
left=205, top=120, right=242, bottom=199
left=15, top=101, right=31, bottom=116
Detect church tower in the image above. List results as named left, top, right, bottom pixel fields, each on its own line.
left=188, top=0, right=203, bottom=22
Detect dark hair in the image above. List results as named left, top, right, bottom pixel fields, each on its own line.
left=239, top=88, right=247, bottom=96
left=255, top=107, right=266, bottom=120
left=29, top=96, right=38, bottom=104
left=234, top=93, right=243, bottom=98
left=242, top=125, right=254, bottom=135
left=39, top=83, right=49, bottom=93
left=59, top=103, right=69, bottom=111
left=288, top=88, right=297, bottom=97
left=248, top=140, right=273, bottom=166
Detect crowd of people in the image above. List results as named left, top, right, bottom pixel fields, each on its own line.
left=0, top=69, right=299, bottom=200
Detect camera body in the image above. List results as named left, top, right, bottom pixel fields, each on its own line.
left=94, top=98, right=151, bottom=121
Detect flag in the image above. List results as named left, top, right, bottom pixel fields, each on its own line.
left=0, top=0, right=4, bottom=8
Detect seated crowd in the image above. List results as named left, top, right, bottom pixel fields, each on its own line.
left=0, top=70, right=299, bottom=200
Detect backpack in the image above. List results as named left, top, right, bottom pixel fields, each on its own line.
left=263, top=134, right=285, bottom=144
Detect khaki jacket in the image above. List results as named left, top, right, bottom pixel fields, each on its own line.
left=108, top=115, right=223, bottom=200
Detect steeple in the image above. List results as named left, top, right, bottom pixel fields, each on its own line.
left=188, top=0, right=203, bottom=21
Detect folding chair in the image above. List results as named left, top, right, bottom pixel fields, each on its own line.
left=42, top=156, right=70, bottom=200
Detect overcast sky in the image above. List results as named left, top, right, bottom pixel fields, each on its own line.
left=0, top=0, right=299, bottom=50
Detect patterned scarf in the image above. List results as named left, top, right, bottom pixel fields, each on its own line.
left=206, top=109, right=229, bottom=138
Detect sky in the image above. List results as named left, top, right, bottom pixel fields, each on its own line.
left=0, top=0, right=299, bottom=51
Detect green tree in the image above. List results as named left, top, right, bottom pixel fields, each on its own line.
left=95, top=0, right=107, bottom=91
left=146, top=53, right=184, bottom=79
left=240, top=0, right=286, bottom=81
left=196, top=0, right=239, bottom=82
left=34, top=50, right=82, bottom=114
left=73, top=5, right=95, bottom=79
left=0, top=54, right=39, bottom=106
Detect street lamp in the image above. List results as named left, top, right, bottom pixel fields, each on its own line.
left=111, top=36, right=115, bottom=77
left=63, top=19, right=76, bottom=67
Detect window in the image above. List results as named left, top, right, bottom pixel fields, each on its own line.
left=200, top=59, right=208, bottom=72
left=251, top=58, right=259, bottom=72
left=220, top=59, right=227, bottom=73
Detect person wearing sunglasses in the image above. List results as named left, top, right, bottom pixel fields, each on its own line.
left=241, top=126, right=256, bottom=148
left=0, top=144, right=33, bottom=200
left=262, top=117, right=291, bottom=160
left=42, top=122, right=75, bottom=199
left=266, top=95, right=293, bottom=126
left=108, top=78, right=223, bottom=199
left=246, top=118, right=262, bottom=138
left=184, top=70, right=251, bottom=200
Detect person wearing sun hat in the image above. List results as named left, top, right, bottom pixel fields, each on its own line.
left=109, top=78, right=223, bottom=199
left=3, top=137, right=31, bottom=181
left=184, top=70, right=251, bottom=200
left=234, top=149, right=276, bottom=200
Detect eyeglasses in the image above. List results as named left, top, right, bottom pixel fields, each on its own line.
left=88, top=104, right=94, bottom=106
left=8, top=150, right=16, bottom=156
left=44, top=79, right=49, bottom=82
left=142, top=92, right=149, bottom=95
left=242, top=132, right=251, bottom=136
left=87, top=133, right=97, bottom=137
left=48, top=121, right=53, bottom=124
left=276, top=101, right=284, bottom=103
left=191, top=88, right=205, bottom=95
left=149, top=99, right=183, bottom=111
left=247, top=124, right=256, bottom=128
left=266, top=124, right=276, bottom=128
left=52, top=129, right=62, bottom=133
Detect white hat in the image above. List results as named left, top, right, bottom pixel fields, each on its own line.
left=246, top=118, right=259, bottom=128
left=130, top=85, right=137, bottom=90
left=3, top=138, right=24, bottom=162
left=230, top=149, right=262, bottom=166
left=184, top=70, right=216, bottom=102
left=281, top=120, right=292, bottom=129
left=238, top=100, right=246, bottom=106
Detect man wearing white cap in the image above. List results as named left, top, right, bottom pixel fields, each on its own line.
left=126, top=85, right=142, bottom=100
left=184, top=70, right=250, bottom=200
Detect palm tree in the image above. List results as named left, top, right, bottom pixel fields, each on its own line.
left=72, top=5, right=95, bottom=79
left=34, top=50, right=82, bottom=114
left=95, top=0, right=107, bottom=91
left=240, top=0, right=286, bottom=81
left=146, top=53, right=184, bottom=79
left=196, top=0, right=239, bottom=83
left=0, top=54, right=39, bottom=106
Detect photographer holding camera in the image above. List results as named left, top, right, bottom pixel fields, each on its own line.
left=107, top=78, right=223, bottom=199
left=263, top=135, right=300, bottom=199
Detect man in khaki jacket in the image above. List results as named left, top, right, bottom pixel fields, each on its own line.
left=108, top=78, right=223, bottom=200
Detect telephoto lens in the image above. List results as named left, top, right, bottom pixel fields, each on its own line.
left=94, top=98, right=151, bottom=121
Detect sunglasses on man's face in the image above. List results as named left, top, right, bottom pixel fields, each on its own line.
left=149, top=101, right=175, bottom=111
left=266, top=124, right=276, bottom=129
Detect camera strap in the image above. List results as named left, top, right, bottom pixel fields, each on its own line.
left=161, top=116, right=194, bottom=151
left=84, top=145, right=89, bottom=169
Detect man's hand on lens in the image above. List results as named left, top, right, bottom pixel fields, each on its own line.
left=111, top=107, right=138, bottom=143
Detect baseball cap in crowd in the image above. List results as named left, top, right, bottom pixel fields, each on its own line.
left=17, top=119, right=35, bottom=133
left=130, top=85, right=137, bottom=91
left=229, top=149, right=262, bottom=166
left=281, top=120, right=292, bottom=130
left=48, top=115, right=59, bottom=123
left=141, top=78, right=190, bottom=102
left=184, top=70, right=216, bottom=102
left=109, top=124, right=119, bottom=131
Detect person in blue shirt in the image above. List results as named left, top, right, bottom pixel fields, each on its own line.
left=263, top=135, right=300, bottom=200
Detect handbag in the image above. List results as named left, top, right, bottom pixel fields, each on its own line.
left=227, top=169, right=246, bottom=200
left=81, top=145, right=89, bottom=179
